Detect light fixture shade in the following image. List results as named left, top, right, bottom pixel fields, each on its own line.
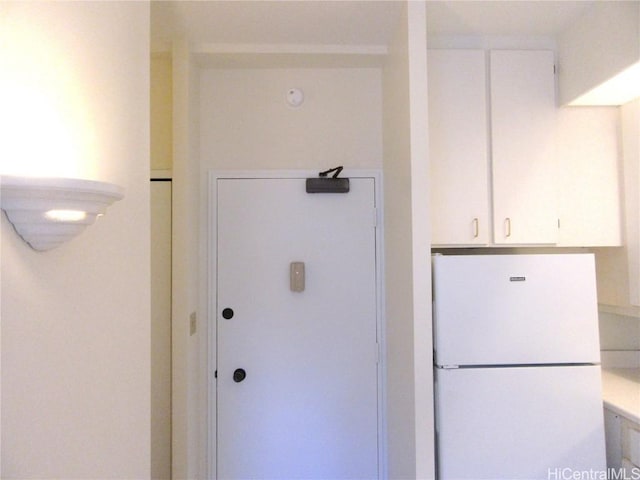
left=0, top=175, right=124, bottom=251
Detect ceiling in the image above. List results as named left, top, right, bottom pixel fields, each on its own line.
left=151, top=1, right=596, bottom=53
left=426, top=1, right=595, bottom=37
left=151, top=1, right=403, bottom=52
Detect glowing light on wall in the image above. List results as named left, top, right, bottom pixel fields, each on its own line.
left=0, top=8, right=96, bottom=179
left=569, top=62, right=640, bottom=106
left=0, top=175, right=124, bottom=251
left=0, top=6, right=125, bottom=251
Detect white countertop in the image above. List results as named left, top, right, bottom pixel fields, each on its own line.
left=601, top=367, right=640, bottom=424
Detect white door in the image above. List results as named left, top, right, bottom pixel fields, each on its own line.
left=215, top=176, right=380, bottom=479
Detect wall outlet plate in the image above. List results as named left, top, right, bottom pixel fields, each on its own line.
left=190, top=312, right=197, bottom=336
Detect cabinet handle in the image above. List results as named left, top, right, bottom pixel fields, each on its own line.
left=505, top=217, right=512, bottom=238
left=473, top=218, right=479, bottom=238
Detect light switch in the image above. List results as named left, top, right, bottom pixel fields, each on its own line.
left=190, top=312, right=197, bottom=335
left=290, top=262, right=305, bottom=292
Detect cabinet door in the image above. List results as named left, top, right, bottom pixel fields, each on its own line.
left=490, top=50, right=558, bottom=245
left=623, top=419, right=640, bottom=468
left=604, top=408, right=622, bottom=469
left=621, top=100, right=639, bottom=306
left=428, top=50, right=490, bottom=245
left=556, top=107, right=622, bottom=246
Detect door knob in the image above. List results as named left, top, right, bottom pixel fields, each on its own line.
left=233, top=368, right=246, bottom=383
left=222, top=308, right=234, bottom=319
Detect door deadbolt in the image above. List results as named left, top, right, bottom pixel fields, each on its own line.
left=233, top=368, right=246, bottom=383
left=222, top=308, right=234, bottom=319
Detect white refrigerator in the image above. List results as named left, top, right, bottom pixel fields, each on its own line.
left=433, top=253, right=606, bottom=480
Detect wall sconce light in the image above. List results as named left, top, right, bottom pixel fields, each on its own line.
left=0, top=175, right=124, bottom=251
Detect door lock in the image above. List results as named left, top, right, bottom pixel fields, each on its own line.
left=233, top=368, right=246, bottom=383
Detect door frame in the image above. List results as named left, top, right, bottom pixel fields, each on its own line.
left=207, top=169, right=386, bottom=479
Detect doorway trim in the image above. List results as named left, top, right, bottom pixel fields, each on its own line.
left=207, top=169, right=386, bottom=479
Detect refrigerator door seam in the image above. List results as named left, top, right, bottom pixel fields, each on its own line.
left=436, top=362, right=600, bottom=369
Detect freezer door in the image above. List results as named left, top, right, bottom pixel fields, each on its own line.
left=435, top=365, right=606, bottom=480
left=433, top=254, right=601, bottom=366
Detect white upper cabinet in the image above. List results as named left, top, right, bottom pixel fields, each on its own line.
left=490, top=50, right=558, bottom=245
left=429, top=49, right=558, bottom=246
left=429, top=48, right=622, bottom=248
left=555, top=107, right=622, bottom=247
left=591, top=101, right=640, bottom=309
left=428, top=50, right=490, bottom=246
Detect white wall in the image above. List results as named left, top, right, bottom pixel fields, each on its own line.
left=0, top=2, right=150, bottom=478
left=382, top=11, right=414, bottom=474
left=599, top=311, right=640, bottom=351
left=171, top=39, right=202, bottom=480
left=199, top=67, right=382, bottom=170
left=407, top=5, right=434, bottom=476
left=595, top=99, right=640, bottom=310
left=383, top=2, right=434, bottom=478
left=558, top=2, right=640, bottom=105
left=151, top=54, right=173, bottom=172
left=620, top=99, right=640, bottom=307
